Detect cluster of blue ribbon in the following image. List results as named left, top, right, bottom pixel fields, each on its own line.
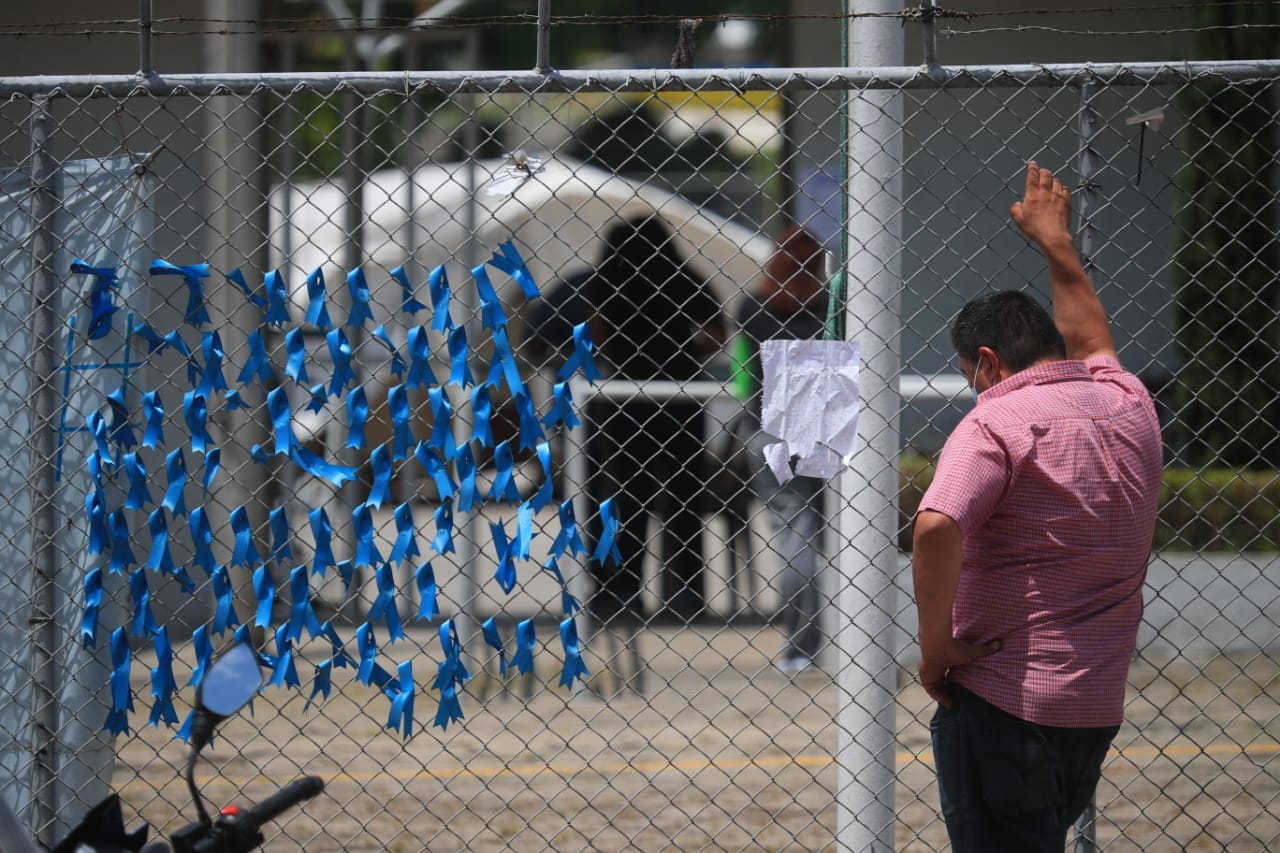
left=82, top=243, right=607, bottom=738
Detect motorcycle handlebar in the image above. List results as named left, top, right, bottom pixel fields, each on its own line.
left=245, top=775, right=324, bottom=827
left=174, top=774, right=324, bottom=853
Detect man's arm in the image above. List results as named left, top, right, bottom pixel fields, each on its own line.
left=1010, top=162, right=1117, bottom=361
left=912, top=510, right=1000, bottom=707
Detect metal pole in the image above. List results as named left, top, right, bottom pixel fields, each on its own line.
left=1072, top=78, right=1102, bottom=853
left=451, top=28, right=482, bottom=652
left=7, top=59, right=1280, bottom=98
left=920, top=0, right=940, bottom=70
left=535, top=0, right=552, bottom=73
left=138, top=0, right=154, bottom=76
left=562, top=380, right=592, bottom=646
left=25, top=94, right=62, bottom=852
left=280, top=39, right=297, bottom=266
left=837, top=1, right=903, bottom=849
left=204, top=0, right=270, bottom=637
left=395, top=41, right=423, bottom=580
left=339, top=46, right=369, bottom=622
left=1076, top=80, right=1103, bottom=281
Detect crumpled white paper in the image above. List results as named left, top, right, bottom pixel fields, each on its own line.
left=760, top=339, right=862, bottom=485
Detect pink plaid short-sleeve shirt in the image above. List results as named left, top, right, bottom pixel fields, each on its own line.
left=918, top=355, right=1163, bottom=727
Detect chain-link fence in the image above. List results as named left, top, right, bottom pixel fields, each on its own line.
left=2, top=38, right=1279, bottom=852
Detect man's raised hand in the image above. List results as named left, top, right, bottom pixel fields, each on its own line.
left=1010, top=161, right=1073, bottom=250
left=1009, top=161, right=1117, bottom=361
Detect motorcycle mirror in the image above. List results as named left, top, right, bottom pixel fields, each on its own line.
left=185, top=642, right=263, bottom=829
left=197, top=641, right=262, bottom=719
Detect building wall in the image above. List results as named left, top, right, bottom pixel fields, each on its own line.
left=0, top=1, right=207, bottom=77
left=787, top=1, right=1194, bottom=451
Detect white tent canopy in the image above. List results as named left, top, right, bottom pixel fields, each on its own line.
left=270, top=156, right=773, bottom=322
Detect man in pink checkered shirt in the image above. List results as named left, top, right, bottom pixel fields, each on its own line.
left=913, top=163, right=1164, bottom=852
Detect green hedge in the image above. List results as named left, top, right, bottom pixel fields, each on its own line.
left=896, top=455, right=1280, bottom=552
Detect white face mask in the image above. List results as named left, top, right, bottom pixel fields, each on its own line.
left=969, top=354, right=984, bottom=406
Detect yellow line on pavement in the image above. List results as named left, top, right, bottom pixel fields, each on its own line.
left=119, top=739, right=1280, bottom=798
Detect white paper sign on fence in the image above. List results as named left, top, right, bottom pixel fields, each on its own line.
left=760, top=339, right=862, bottom=485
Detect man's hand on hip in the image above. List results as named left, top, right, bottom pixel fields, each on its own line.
left=919, top=637, right=1002, bottom=708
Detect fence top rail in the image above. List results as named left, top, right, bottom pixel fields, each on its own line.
left=2, top=59, right=1279, bottom=99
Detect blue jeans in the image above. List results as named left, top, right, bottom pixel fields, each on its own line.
left=746, top=429, right=826, bottom=660
left=930, top=685, right=1118, bottom=853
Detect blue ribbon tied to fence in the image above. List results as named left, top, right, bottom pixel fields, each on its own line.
left=386, top=660, right=415, bottom=739
left=390, top=502, right=420, bottom=566
left=558, top=322, right=602, bottom=384
left=142, top=391, right=165, bottom=449
left=482, top=616, right=507, bottom=675
left=346, top=386, right=368, bottom=449
left=150, top=259, right=211, bottom=327
left=310, top=507, right=334, bottom=575
left=285, top=328, right=309, bottom=385
left=448, top=326, right=474, bottom=388
left=264, top=269, right=291, bottom=327
left=71, top=259, right=121, bottom=340
left=198, top=331, right=228, bottom=398
left=105, top=628, right=133, bottom=735
left=345, top=267, right=375, bottom=329
left=149, top=627, right=179, bottom=727
left=81, top=568, right=103, bottom=648
left=327, top=328, right=356, bottom=396
left=455, top=444, right=478, bottom=512
left=190, top=507, right=216, bottom=576
left=415, top=561, right=438, bottom=621
left=559, top=619, right=590, bottom=688
left=490, top=520, right=517, bottom=595
left=288, top=566, right=322, bottom=643
left=433, top=620, right=471, bottom=730
left=513, top=619, right=536, bottom=675
left=211, top=566, right=238, bottom=635
left=487, top=240, right=541, bottom=300
left=106, top=386, right=137, bottom=449
left=369, top=562, right=406, bottom=642
left=428, top=264, right=453, bottom=331
left=253, top=566, right=275, bottom=628
left=226, top=267, right=266, bottom=309
left=392, top=265, right=425, bottom=315
left=469, top=385, right=493, bottom=448
left=372, top=324, right=406, bottom=378
left=80, top=245, right=620, bottom=738
left=305, top=268, right=332, bottom=329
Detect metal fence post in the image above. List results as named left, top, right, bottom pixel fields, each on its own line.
left=1076, top=79, right=1103, bottom=282
left=204, top=0, right=271, bottom=636
left=339, top=62, right=369, bottom=623
left=138, top=0, right=154, bottom=76
left=837, top=2, right=903, bottom=849
left=24, top=93, right=61, bottom=852
left=1072, top=77, right=1103, bottom=853
left=535, top=0, right=552, bottom=74
left=919, top=0, right=941, bottom=70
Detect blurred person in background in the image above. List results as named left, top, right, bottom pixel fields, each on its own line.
left=730, top=225, right=830, bottom=673
left=587, top=214, right=725, bottom=623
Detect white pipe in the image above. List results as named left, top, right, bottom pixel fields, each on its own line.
left=837, top=1, right=904, bottom=849
left=8, top=60, right=1280, bottom=98
left=575, top=375, right=966, bottom=404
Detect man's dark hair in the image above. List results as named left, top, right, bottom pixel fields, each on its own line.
left=950, top=290, right=1066, bottom=371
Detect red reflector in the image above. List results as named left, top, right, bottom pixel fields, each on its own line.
left=219, top=805, right=241, bottom=817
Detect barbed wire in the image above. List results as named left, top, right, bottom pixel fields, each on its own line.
left=0, top=2, right=1276, bottom=39
left=945, top=22, right=1280, bottom=37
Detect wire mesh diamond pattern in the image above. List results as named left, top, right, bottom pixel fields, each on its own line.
left=0, top=59, right=1277, bottom=851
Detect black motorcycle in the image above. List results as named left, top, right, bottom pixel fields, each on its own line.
left=30, top=642, right=324, bottom=853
